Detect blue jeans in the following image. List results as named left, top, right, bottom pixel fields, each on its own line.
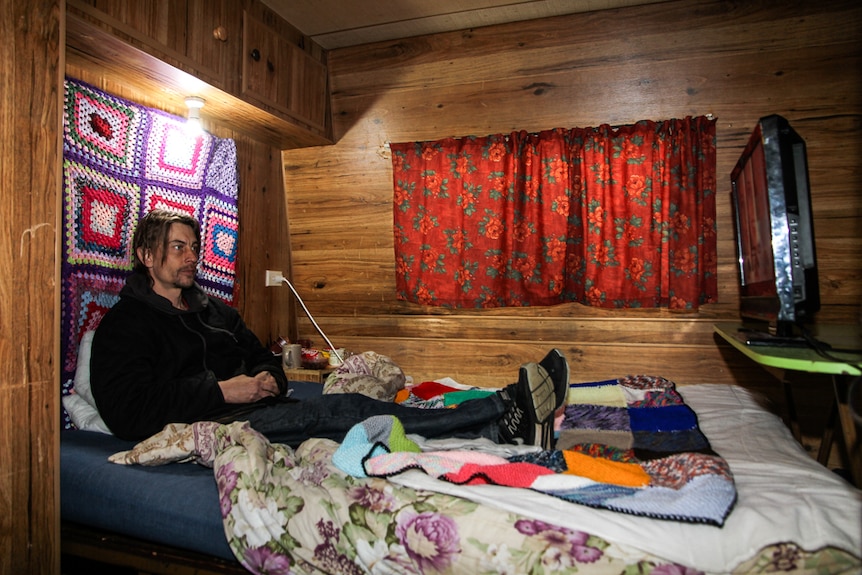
left=243, top=393, right=506, bottom=448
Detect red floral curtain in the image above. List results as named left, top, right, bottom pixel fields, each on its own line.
left=391, top=117, right=717, bottom=310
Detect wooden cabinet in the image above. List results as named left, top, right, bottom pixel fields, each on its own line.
left=288, top=43, right=328, bottom=131
left=242, top=12, right=280, bottom=105
left=90, top=0, right=186, bottom=51
left=242, top=11, right=328, bottom=132
left=76, top=0, right=241, bottom=90
left=66, top=0, right=331, bottom=147
left=186, top=0, right=242, bottom=93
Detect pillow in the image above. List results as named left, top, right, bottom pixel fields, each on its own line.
left=62, top=330, right=112, bottom=434
left=323, top=351, right=406, bottom=401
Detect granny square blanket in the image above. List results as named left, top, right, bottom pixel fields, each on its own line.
left=334, top=375, right=737, bottom=526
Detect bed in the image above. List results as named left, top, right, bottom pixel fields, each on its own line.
left=61, top=373, right=861, bottom=575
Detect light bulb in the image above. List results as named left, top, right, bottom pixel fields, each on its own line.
left=184, top=96, right=205, bottom=132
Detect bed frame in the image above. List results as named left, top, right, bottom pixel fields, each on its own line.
left=61, top=522, right=247, bottom=575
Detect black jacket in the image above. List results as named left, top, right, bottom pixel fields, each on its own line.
left=90, top=272, right=288, bottom=441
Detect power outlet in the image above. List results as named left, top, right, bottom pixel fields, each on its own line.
left=265, top=270, right=283, bottom=287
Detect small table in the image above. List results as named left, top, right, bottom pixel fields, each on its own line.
left=714, top=322, right=861, bottom=486
left=283, top=366, right=335, bottom=384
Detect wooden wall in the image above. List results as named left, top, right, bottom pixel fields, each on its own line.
left=279, top=0, right=862, bottom=392
left=1, top=1, right=62, bottom=572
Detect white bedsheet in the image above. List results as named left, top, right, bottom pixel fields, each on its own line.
left=388, top=384, right=861, bottom=572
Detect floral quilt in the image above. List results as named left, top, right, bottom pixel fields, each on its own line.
left=110, top=420, right=860, bottom=575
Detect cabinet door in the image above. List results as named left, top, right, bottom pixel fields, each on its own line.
left=186, top=0, right=241, bottom=91
left=287, top=43, right=327, bottom=131
left=242, top=12, right=281, bottom=108
left=90, top=0, right=187, bottom=54
left=242, top=11, right=327, bottom=131
left=78, top=0, right=240, bottom=88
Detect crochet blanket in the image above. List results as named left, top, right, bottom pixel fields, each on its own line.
left=60, top=78, right=239, bottom=426
left=333, top=375, right=737, bottom=526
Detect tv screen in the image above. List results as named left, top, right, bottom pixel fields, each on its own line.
left=730, top=115, right=819, bottom=340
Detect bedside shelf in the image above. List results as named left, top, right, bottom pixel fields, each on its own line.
left=284, top=367, right=335, bottom=384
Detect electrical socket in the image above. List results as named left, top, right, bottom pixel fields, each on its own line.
left=265, top=270, right=283, bottom=287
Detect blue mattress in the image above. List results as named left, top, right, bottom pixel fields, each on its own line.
left=61, top=380, right=323, bottom=560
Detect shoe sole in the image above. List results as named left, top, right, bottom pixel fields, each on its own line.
left=521, top=363, right=556, bottom=449
left=539, top=348, right=569, bottom=410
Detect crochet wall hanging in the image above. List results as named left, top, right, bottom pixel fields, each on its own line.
left=60, top=77, right=239, bottom=427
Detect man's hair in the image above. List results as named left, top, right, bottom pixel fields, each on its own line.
left=132, top=209, right=201, bottom=275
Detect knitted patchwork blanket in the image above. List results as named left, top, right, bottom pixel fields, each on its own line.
left=333, top=375, right=737, bottom=526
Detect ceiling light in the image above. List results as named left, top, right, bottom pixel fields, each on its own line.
left=184, top=96, right=205, bottom=132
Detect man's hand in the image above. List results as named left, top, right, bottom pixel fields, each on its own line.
left=218, top=371, right=281, bottom=403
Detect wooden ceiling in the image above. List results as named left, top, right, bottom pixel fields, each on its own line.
left=260, top=0, right=671, bottom=49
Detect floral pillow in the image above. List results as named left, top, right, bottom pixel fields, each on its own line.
left=323, top=351, right=406, bottom=401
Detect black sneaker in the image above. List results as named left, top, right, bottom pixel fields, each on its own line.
left=498, top=362, right=557, bottom=449
left=539, top=348, right=569, bottom=411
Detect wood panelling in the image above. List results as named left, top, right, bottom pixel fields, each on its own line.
left=263, top=0, right=672, bottom=51
left=233, top=135, right=296, bottom=343
left=280, top=0, right=862, bottom=390
left=1, top=1, right=62, bottom=573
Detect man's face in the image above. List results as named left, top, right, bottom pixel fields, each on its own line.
left=139, top=222, right=200, bottom=296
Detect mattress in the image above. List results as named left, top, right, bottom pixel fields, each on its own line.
left=61, top=381, right=861, bottom=573
left=60, top=379, right=324, bottom=560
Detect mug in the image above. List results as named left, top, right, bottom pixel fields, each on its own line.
left=282, top=343, right=302, bottom=369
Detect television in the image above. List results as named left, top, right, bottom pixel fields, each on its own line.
left=730, top=114, right=820, bottom=343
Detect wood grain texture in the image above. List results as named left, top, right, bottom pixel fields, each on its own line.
left=306, top=331, right=771, bottom=391
left=233, top=135, right=297, bottom=345
left=280, top=0, right=862, bottom=391
left=0, top=1, right=62, bottom=573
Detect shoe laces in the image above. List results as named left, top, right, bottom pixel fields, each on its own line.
left=503, top=405, right=525, bottom=436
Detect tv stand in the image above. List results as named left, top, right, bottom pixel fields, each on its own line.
left=714, top=322, right=862, bottom=487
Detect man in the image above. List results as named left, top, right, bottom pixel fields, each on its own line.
left=90, top=209, right=569, bottom=448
